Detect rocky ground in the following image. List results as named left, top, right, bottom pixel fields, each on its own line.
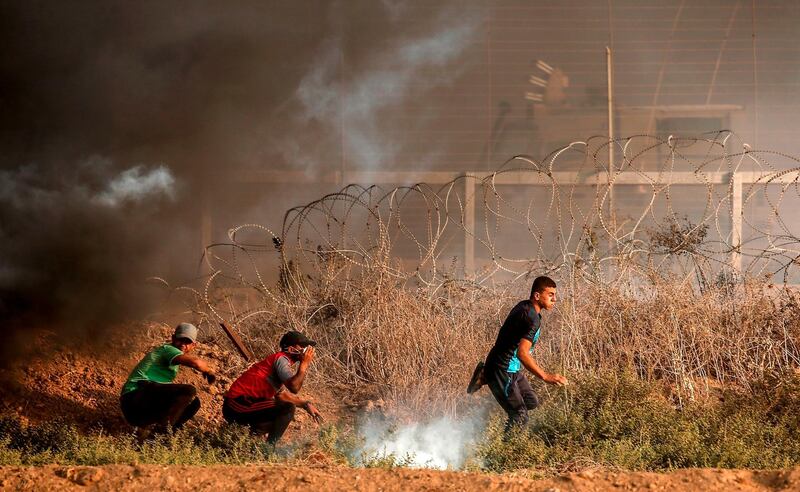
left=2, top=464, right=800, bottom=491
left=0, top=323, right=344, bottom=439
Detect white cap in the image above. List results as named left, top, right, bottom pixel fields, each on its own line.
left=174, top=322, right=198, bottom=342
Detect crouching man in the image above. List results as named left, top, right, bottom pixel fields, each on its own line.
left=120, top=323, right=216, bottom=439
left=223, top=330, right=323, bottom=445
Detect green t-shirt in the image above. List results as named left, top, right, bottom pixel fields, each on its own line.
left=121, top=344, right=183, bottom=395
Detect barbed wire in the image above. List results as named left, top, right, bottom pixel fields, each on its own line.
left=174, top=133, right=800, bottom=329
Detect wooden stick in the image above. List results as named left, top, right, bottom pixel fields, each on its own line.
left=219, top=321, right=254, bottom=361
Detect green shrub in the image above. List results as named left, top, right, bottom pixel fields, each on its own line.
left=0, top=416, right=284, bottom=466
left=317, top=424, right=359, bottom=465
left=475, top=371, right=800, bottom=473
left=358, top=451, right=416, bottom=469
left=0, top=437, right=23, bottom=466
left=3, top=371, right=800, bottom=471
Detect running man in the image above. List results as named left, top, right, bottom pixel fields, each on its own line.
left=468, top=276, right=567, bottom=432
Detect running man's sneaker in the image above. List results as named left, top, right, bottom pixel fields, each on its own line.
left=466, top=361, right=486, bottom=394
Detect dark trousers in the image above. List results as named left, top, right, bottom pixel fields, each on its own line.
left=486, top=367, right=540, bottom=433
left=222, top=397, right=296, bottom=445
left=120, top=381, right=200, bottom=431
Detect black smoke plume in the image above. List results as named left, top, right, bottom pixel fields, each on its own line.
left=0, top=1, right=481, bottom=362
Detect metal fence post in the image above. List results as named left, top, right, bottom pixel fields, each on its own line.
left=730, top=171, right=743, bottom=274
left=463, top=173, right=476, bottom=277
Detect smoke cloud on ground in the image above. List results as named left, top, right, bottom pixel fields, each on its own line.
left=357, top=413, right=485, bottom=469
left=0, top=2, right=482, bottom=362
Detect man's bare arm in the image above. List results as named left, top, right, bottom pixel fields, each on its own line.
left=284, top=347, right=314, bottom=393
left=172, top=354, right=214, bottom=377
left=275, top=388, right=310, bottom=407
left=275, top=390, right=323, bottom=423
left=517, top=339, right=568, bottom=386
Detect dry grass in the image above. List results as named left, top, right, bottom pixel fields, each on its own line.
left=181, top=135, right=800, bottom=416
left=551, top=276, right=800, bottom=402
left=219, top=264, right=507, bottom=417
left=194, top=253, right=800, bottom=418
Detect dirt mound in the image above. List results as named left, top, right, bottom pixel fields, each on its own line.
left=2, top=464, right=800, bottom=491
left=0, top=324, right=220, bottom=432
left=0, top=324, right=342, bottom=438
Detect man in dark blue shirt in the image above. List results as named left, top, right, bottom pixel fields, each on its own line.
left=468, top=276, right=568, bottom=432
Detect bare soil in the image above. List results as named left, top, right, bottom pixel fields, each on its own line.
left=0, top=324, right=346, bottom=438
left=2, top=464, right=800, bottom=491
left=2, top=324, right=800, bottom=491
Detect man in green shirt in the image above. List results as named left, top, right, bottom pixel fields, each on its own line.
left=120, top=323, right=216, bottom=439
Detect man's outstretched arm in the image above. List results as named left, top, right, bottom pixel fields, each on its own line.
left=517, top=339, right=568, bottom=386
left=275, top=390, right=323, bottom=423
left=173, top=354, right=215, bottom=381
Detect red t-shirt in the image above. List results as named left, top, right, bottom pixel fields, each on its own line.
left=225, top=351, right=291, bottom=400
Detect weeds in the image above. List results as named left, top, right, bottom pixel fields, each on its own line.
left=0, top=417, right=389, bottom=468
left=0, top=419, right=280, bottom=466
left=476, top=371, right=800, bottom=472
left=358, top=451, right=417, bottom=469
left=5, top=372, right=800, bottom=471
left=315, top=424, right=360, bottom=465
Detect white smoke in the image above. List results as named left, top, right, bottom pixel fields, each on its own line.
left=94, top=165, right=176, bottom=207
left=356, top=414, right=483, bottom=470
left=290, top=5, right=481, bottom=170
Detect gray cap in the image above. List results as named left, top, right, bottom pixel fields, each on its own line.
left=174, top=322, right=198, bottom=342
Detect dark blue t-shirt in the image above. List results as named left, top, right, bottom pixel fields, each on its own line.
left=485, top=300, right=542, bottom=372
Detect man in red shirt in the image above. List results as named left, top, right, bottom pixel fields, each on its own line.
left=222, top=331, right=323, bottom=445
